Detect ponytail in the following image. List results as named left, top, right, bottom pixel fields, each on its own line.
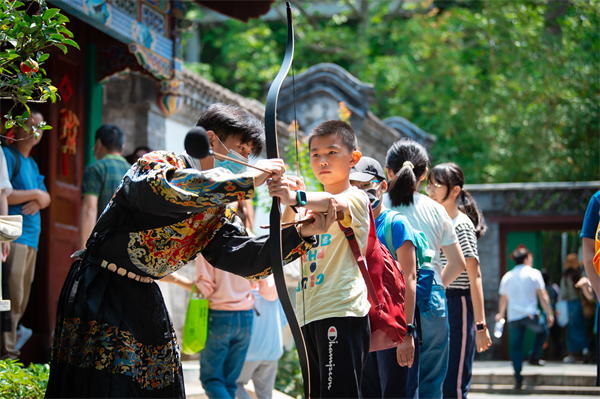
left=386, top=138, right=429, bottom=207
left=388, top=165, right=417, bottom=207
left=459, top=189, right=487, bottom=238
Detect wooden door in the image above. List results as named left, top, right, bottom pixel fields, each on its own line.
left=20, top=45, right=85, bottom=364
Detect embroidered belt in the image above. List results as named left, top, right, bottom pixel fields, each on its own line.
left=71, top=250, right=154, bottom=284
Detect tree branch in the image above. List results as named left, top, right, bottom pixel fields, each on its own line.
left=289, top=0, right=320, bottom=31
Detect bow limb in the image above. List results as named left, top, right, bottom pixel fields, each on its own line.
left=264, top=3, right=310, bottom=398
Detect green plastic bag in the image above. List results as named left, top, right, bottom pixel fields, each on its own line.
left=181, top=284, right=209, bottom=355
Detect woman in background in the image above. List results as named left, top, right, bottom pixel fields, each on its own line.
left=427, top=162, right=492, bottom=398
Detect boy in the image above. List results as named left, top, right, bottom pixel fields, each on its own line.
left=268, top=120, right=371, bottom=398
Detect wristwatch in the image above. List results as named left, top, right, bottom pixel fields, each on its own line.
left=476, top=322, right=487, bottom=332
left=290, top=190, right=307, bottom=214
left=296, top=190, right=308, bottom=206
left=406, top=323, right=415, bottom=336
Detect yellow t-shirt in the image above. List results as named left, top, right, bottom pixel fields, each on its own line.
left=295, top=187, right=371, bottom=326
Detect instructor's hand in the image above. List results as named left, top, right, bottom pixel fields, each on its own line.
left=252, top=159, right=285, bottom=187
left=297, top=199, right=337, bottom=237
left=396, top=336, right=415, bottom=367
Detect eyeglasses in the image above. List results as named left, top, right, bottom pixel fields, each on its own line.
left=350, top=180, right=381, bottom=190
left=425, top=182, right=443, bottom=193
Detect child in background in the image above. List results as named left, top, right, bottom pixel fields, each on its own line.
left=268, top=120, right=370, bottom=398
left=427, top=162, right=492, bottom=399
left=236, top=275, right=286, bottom=399
left=349, top=157, right=419, bottom=399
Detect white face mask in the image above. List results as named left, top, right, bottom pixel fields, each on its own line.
left=213, top=135, right=249, bottom=174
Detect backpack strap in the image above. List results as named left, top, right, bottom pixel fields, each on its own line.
left=383, top=211, right=399, bottom=261
left=6, top=146, right=21, bottom=182
left=337, top=206, right=380, bottom=309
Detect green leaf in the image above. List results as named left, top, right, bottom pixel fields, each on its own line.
left=49, top=33, right=65, bottom=42
left=38, top=53, right=49, bottom=62
left=62, top=38, right=79, bottom=50
left=56, top=14, right=70, bottom=24
left=54, top=44, right=67, bottom=54
left=4, top=120, right=13, bottom=129
left=42, top=9, right=61, bottom=21
left=41, top=124, right=52, bottom=130
left=57, top=25, right=73, bottom=38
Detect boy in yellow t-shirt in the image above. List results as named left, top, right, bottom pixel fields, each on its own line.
left=269, top=120, right=371, bottom=398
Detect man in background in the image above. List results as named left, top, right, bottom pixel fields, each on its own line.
left=79, top=124, right=130, bottom=248
left=495, top=246, right=554, bottom=390
left=1, top=109, right=51, bottom=359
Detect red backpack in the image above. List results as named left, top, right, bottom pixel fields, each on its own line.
left=338, top=204, right=407, bottom=352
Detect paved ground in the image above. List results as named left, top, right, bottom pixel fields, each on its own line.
left=469, top=394, right=595, bottom=399
left=183, top=360, right=598, bottom=398
left=472, top=360, right=597, bottom=377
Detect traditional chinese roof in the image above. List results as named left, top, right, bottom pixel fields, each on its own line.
left=277, top=62, right=432, bottom=160
left=194, top=1, right=276, bottom=22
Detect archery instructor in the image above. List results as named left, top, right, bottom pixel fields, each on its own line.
left=45, top=103, right=336, bottom=399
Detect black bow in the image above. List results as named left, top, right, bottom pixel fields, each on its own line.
left=264, top=2, right=310, bottom=397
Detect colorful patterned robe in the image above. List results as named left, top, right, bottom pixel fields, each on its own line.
left=46, top=151, right=315, bottom=398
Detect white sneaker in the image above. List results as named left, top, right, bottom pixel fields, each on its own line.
left=15, top=325, right=32, bottom=351
left=562, top=355, right=575, bottom=364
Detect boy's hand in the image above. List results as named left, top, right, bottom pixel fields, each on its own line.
left=283, top=175, right=306, bottom=191
left=268, top=176, right=298, bottom=206
left=21, top=200, right=41, bottom=215
left=252, top=159, right=285, bottom=187
left=396, top=336, right=415, bottom=367
left=297, top=198, right=337, bottom=237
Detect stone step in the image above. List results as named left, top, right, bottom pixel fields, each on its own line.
left=470, top=383, right=600, bottom=396
left=471, top=373, right=597, bottom=386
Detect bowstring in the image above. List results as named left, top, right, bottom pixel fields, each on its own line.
left=291, top=57, right=306, bottom=327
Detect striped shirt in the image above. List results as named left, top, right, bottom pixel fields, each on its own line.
left=82, top=154, right=131, bottom=218
left=441, top=212, right=479, bottom=290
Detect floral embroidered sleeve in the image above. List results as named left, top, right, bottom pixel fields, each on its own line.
left=123, top=151, right=256, bottom=216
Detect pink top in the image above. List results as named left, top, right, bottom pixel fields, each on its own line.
left=195, top=255, right=277, bottom=311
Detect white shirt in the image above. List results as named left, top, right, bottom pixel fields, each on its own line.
left=384, top=192, right=457, bottom=283
left=498, top=264, right=545, bottom=322
left=0, top=149, right=12, bottom=196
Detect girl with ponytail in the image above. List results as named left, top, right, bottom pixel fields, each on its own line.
left=384, top=139, right=466, bottom=399
left=427, top=162, right=492, bottom=399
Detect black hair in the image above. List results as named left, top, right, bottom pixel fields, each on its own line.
left=541, top=268, right=551, bottom=286
left=428, top=162, right=487, bottom=238
left=386, top=138, right=429, bottom=207
left=126, top=146, right=152, bottom=164
left=196, top=103, right=265, bottom=158
left=307, top=120, right=357, bottom=153
left=512, top=246, right=532, bottom=265
left=95, top=124, right=124, bottom=153
left=564, top=267, right=582, bottom=285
